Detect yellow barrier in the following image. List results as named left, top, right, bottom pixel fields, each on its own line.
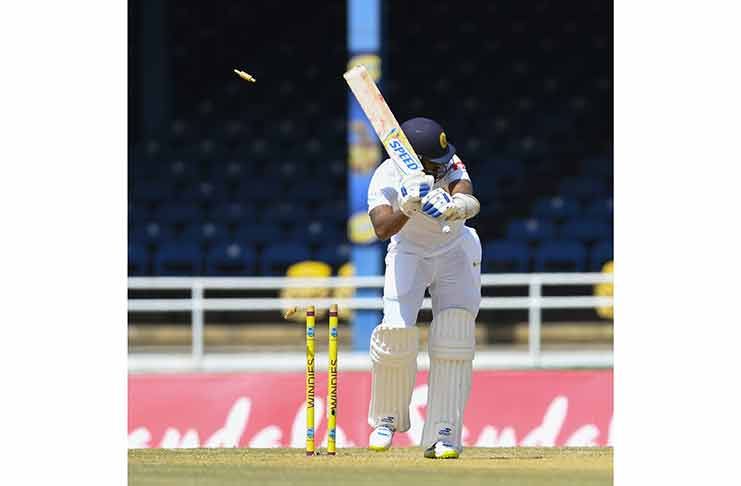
left=594, top=261, right=614, bottom=319
left=281, top=261, right=332, bottom=321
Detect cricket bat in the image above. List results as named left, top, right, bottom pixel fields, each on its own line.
left=343, top=65, right=451, bottom=233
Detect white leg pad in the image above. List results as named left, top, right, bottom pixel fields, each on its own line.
left=368, top=325, right=419, bottom=433
left=421, top=308, right=475, bottom=449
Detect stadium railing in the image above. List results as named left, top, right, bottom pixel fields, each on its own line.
left=128, top=273, right=613, bottom=371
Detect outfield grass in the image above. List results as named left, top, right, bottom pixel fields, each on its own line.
left=129, top=447, right=612, bottom=486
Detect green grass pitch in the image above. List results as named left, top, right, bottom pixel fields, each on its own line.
left=129, top=447, right=612, bottom=485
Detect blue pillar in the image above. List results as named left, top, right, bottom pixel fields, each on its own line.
left=347, top=0, right=383, bottom=351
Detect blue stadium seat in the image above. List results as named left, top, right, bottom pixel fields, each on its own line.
left=590, top=240, right=613, bottom=271
left=221, top=120, right=247, bottom=146
left=482, top=240, right=530, bottom=273
left=585, top=198, right=613, bottom=219
left=559, top=218, right=612, bottom=242
left=155, top=203, right=203, bottom=224
left=485, top=159, right=524, bottom=178
left=234, top=225, right=283, bottom=245
left=130, top=154, right=164, bottom=180
left=211, top=160, right=254, bottom=182
left=473, top=177, right=498, bottom=200
left=474, top=160, right=524, bottom=199
left=320, top=159, right=346, bottom=182
left=166, top=159, right=198, bottom=181
left=129, top=141, right=165, bottom=180
left=200, top=222, right=229, bottom=243
left=205, top=242, right=257, bottom=275
left=316, top=203, right=347, bottom=225
left=261, top=243, right=312, bottom=275
left=295, top=221, right=342, bottom=245
left=196, top=137, right=227, bottom=161
left=236, top=178, right=283, bottom=203
left=495, top=174, right=526, bottom=199
left=154, top=242, right=203, bottom=275
left=532, top=196, right=580, bottom=221
left=130, top=222, right=174, bottom=246
left=286, top=181, right=332, bottom=204
left=472, top=198, right=503, bottom=222
left=582, top=156, right=613, bottom=178
left=209, top=202, right=258, bottom=225
left=315, top=243, right=351, bottom=267
left=262, top=202, right=308, bottom=224
left=559, top=177, right=608, bottom=200
left=179, top=180, right=229, bottom=205
left=128, top=242, right=149, bottom=276
left=492, top=159, right=527, bottom=199
left=131, top=180, right=175, bottom=205
left=534, top=240, right=587, bottom=272
left=276, top=161, right=310, bottom=182
left=128, top=202, right=151, bottom=226
left=179, top=222, right=229, bottom=245
left=506, top=219, right=556, bottom=243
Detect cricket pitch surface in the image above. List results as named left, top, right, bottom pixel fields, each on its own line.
left=129, top=447, right=613, bottom=485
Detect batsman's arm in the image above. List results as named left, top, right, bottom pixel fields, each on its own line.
left=369, top=205, right=409, bottom=241
left=448, top=179, right=481, bottom=220
left=449, top=178, right=473, bottom=195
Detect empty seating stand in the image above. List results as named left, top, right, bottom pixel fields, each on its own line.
left=261, top=243, right=312, bottom=276
left=128, top=242, right=149, bottom=276
left=559, top=219, right=612, bottom=243
left=506, top=219, right=556, bottom=244
left=315, top=243, right=352, bottom=269
left=532, top=196, right=580, bottom=221
left=206, top=242, right=257, bottom=275
left=590, top=240, right=613, bottom=271
left=534, top=240, right=587, bottom=272
left=154, top=242, right=202, bottom=275
left=483, top=240, right=530, bottom=273
left=128, top=0, right=612, bottom=276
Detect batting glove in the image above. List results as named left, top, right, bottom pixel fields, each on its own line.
left=420, top=188, right=457, bottom=220
left=445, top=193, right=481, bottom=221
left=399, top=173, right=434, bottom=217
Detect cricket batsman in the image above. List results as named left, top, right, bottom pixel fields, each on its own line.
left=365, top=117, right=481, bottom=459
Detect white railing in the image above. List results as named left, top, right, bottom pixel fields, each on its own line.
left=128, top=273, right=613, bottom=369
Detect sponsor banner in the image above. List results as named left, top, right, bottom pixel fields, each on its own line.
left=129, top=370, right=612, bottom=448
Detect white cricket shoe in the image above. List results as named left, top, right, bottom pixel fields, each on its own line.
left=423, top=441, right=461, bottom=459
left=368, top=424, right=395, bottom=451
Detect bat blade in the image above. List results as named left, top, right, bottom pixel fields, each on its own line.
left=343, top=65, right=422, bottom=177
left=343, top=65, right=451, bottom=232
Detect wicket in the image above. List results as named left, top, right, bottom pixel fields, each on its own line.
left=305, top=304, right=339, bottom=456
left=327, top=304, right=338, bottom=455
left=305, top=305, right=316, bottom=455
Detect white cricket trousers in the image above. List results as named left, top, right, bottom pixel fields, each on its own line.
left=382, top=226, right=482, bottom=327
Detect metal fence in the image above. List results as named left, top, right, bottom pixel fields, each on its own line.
left=128, top=273, right=613, bottom=370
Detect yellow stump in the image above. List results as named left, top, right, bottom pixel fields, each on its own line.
left=305, top=306, right=316, bottom=456
left=327, top=304, right=338, bottom=455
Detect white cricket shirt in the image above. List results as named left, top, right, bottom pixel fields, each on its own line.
left=367, top=155, right=473, bottom=256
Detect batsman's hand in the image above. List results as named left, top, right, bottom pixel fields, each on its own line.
left=420, top=188, right=457, bottom=221
left=399, top=173, right=434, bottom=217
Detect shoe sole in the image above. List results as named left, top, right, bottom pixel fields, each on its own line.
left=368, top=445, right=390, bottom=452
left=424, top=449, right=460, bottom=459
